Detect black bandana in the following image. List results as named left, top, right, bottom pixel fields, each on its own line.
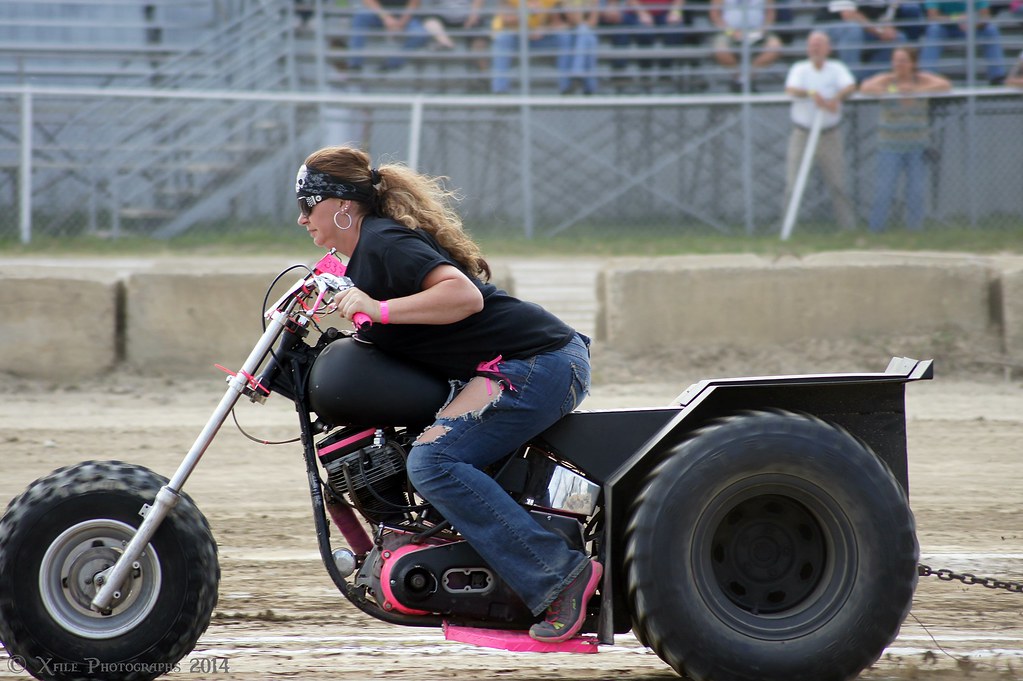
left=295, top=164, right=376, bottom=211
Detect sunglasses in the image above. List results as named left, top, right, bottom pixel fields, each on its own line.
left=298, top=197, right=315, bottom=218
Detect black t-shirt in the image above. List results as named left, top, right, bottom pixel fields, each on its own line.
left=344, top=217, right=576, bottom=379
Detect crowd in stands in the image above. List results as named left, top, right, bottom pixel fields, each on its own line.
left=317, top=0, right=1023, bottom=93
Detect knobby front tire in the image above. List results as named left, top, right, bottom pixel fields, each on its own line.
left=0, top=461, right=219, bottom=681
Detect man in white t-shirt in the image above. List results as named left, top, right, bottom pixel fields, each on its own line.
left=783, top=31, right=858, bottom=230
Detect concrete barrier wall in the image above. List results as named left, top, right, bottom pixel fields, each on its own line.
left=0, top=257, right=515, bottom=379
left=124, top=271, right=294, bottom=375
left=598, top=252, right=1022, bottom=371
left=0, top=275, right=120, bottom=381
left=1, top=253, right=1021, bottom=380
left=1002, top=265, right=1023, bottom=364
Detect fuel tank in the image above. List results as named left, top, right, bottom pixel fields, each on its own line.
left=307, top=337, right=449, bottom=427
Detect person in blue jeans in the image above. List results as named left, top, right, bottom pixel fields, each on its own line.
left=560, top=0, right=602, bottom=93
left=490, top=0, right=574, bottom=93
left=348, top=0, right=432, bottom=71
left=919, top=0, right=1007, bottom=84
left=294, top=144, right=602, bottom=643
left=860, top=47, right=951, bottom=232
left=612, top=0, right=689, bottom=75
left=822, top=0, right=925, bottom=81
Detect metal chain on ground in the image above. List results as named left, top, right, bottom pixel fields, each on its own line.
left=918, top=564, right=1023, bottom=594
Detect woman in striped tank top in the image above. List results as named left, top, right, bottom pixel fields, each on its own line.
left=860, top=47, right=950, bottom=233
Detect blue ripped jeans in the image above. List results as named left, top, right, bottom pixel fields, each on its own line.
left=405, top=333, right=591, bottom=616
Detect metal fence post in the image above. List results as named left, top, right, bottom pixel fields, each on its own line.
left=966, top=0, right=979, bottom=228
left=516, top=0, right=535, bottom=237
left=408, top=97, right=424, bottom=170
left=739, top=20, right=755, bottom=235
left=19, top=89, right=32, bottom=245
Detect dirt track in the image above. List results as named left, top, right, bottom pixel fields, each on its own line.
left=1, top=369, right=1023, bottom=680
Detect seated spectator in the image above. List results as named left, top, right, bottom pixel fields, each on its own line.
left=421, top=0, right=486, bottom=50
left=820, top=0, right=924, bottom=81
left=348, top=0, right=431, bottom=71
left=490, top=0, right=572, bottom=93
left=919, top=0, right=1007, bottom=84
left=859, top=47, right=951, bottom=232
left=611, top=0, right=691, bottom=76
left=1008, top=49, right=1023, bottom=87
left=561, top=0, right=602, bottom=92
left=598, top=0, right=631, bottom=75
left=709, top=0, right=783, bottom=91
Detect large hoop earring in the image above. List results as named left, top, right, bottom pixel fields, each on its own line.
left=333, top=210, right=353, bottom=231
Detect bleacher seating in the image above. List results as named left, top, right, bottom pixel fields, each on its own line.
left=301, top=0, right=1023, bottom=95
left=2, top=0, right=1019, bottom=95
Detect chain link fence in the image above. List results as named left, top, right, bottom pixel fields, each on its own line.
left=0, top=0, right=1021, bottom=243
left=1, top=86, right=1020, bottom=242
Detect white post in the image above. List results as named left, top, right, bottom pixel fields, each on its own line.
left=19, top=90, right=32, bottom=244
left=408, top=97, right=423, bottom=171
left=780, top=109, right=823, bottom=242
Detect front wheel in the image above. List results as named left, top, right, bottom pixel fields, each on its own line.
left=625, top=411, right=918, bottom=681
left=0, top=461, right=219, bottom=681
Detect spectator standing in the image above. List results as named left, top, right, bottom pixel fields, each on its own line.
left=490, top=0, right=572, bottom=93
left=860, top=47, right=951, bottom=232
left=1008, top=49, right=1023, bottom=86
left=783, top=31, right=858, bottom=230
left=348, top=0, right=431, bottom=71
left=821, top=0, right=925, bottom=80
left=919, top=0, right=1007, bottom=84
left=709, top=0, right=784, bottom=92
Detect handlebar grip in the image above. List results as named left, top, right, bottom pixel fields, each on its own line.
left=352, top=312, right=372, bottom=329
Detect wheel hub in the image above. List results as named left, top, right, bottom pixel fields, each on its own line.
left=39, top=519, right=162, bottom=639
left=63, top=544, right=130, bottom=611
left=711, top=495, right=825, bottom=615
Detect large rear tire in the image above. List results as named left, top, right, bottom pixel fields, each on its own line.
left=0, top=461, right=219, bottom=681
left=625, top=411, right=917, bottom=681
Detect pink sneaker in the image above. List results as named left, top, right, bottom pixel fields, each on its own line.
left=529, top=560, right=603, bottom=643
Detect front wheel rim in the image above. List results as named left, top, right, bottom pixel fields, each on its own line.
left=39, top=519, right=162, bottom=639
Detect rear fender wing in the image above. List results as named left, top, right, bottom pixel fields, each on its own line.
left=584, top=356, right=932, bottom=639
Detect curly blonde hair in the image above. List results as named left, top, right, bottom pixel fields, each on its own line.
left=303, top=146, right=490, bottom=280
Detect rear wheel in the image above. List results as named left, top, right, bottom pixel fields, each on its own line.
left=0, top=461, right=219, bottom=681
left=625, top=411, right=917, bottom=681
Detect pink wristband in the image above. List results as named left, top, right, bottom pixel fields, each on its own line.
left=379, top=300, right=390, bottom=325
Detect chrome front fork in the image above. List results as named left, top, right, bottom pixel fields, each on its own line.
left=91, top=306, right=295, bottom=612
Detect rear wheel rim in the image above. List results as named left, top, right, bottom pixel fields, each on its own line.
left=693, top=476, right=855, bottom=639
left=39, top=519, right=162, bottom=639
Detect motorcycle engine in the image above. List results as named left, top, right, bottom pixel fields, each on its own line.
left=317, top=427, right=412, bottom=525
